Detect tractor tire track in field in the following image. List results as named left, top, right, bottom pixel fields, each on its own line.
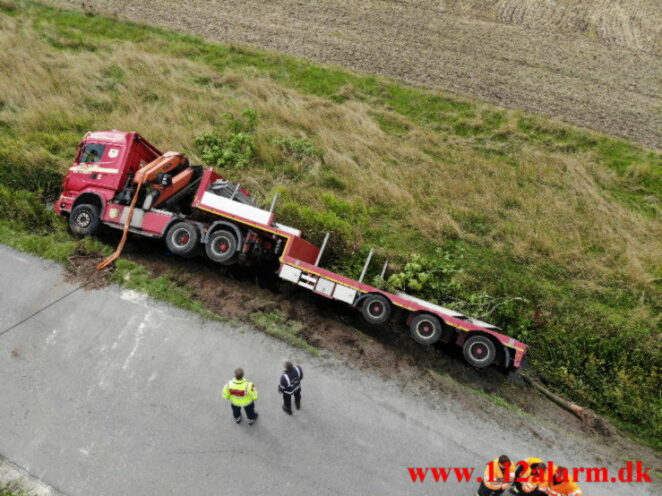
left=53, top=0, right=661, bottom=148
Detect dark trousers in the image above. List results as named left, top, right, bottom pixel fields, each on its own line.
left=231, top=402, right=256, bottom=421
left=477, top=482, right=504, bottom=496
left=283, top=390, right=301, bottom=410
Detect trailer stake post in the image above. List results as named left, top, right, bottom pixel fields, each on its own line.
left=230, top=183, right=240, bottom=200
left=358, top=248, right=374, bottom=283
left=269, top=192, right=279, bottom=213
left=315, top=232, right=330, bottom=267
left=380, top=259, right=389, bottom=280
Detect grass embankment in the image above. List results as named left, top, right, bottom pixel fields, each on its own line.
left=0, top=1, right=660, bottom=447
left=0, top=484, right=31, bottom=496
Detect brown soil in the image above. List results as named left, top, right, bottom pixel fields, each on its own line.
left=64, top=253, right=109, bottom=289
left=62, top=234, right=661, bottom=471
left=53, top=0, right=660, bottom=148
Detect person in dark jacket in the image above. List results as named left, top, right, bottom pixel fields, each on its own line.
left=279, top=360, right=303, bottom=415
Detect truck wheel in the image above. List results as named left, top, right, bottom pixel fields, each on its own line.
left=206, top=229, right=238, bottom=265
left=361, top=294, right=391, bottom=325
left=463, top=335, right=497, bottom=368
left=69, top=204, right=100, bottom=236
left=165, top=222, right=200, bottom=257
left=409, top=313, right=442, bottom=345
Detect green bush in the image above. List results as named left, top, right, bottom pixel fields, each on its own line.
left=387, top=249, right=461, bottom=296
left=195, top=109, right=257, bottom=170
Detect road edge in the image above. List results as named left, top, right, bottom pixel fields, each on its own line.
left=0, top=454, right=66, bottom=496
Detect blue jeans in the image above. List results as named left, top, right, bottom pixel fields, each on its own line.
left=231, top=402, right=256, bottom=421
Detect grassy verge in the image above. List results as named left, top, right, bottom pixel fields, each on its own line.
left=0, top=1, right=660, bottom=449
left=0, top=483, right=32, bottom=496
left=427, top=368, right=521, bottom=414
left=249, top=311, right=319, bottom=356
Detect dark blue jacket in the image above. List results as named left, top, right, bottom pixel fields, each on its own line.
left=278, top=365, right=303, bottom=395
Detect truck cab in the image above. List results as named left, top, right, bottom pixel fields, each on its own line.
left=55, top=131, right=161, bottom=216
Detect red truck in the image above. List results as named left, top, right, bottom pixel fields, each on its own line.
left=55, top=130, right=528, bottom=369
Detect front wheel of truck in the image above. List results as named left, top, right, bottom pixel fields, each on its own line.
left=69, top=204, right=100, bottom=236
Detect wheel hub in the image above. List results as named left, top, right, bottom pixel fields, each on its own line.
left=174, top=230, right=190, bottom=247
left=472, top=343, right=487, bottom=358
left=77, top=212, right=91, bottom=227
left=370, top=303, right=382, bottom=315
left=419, top=322, right=433, bottom=336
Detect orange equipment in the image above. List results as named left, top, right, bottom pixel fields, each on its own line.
left=96, top=152, right=188, bottom=270
left=545, top=468, right=582, bottom=496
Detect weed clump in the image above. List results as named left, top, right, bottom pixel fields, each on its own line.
left=195, top=109, right=257, bottom=170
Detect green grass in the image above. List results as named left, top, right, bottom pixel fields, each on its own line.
left=0, top=0, right=660, bottom=450
left=249, top=311, right=319, bottom=355
left=109, top=260, right=224, bottom=321
left=0, top=483, right=31, bottom=496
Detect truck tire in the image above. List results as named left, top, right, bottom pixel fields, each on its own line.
left=361, top=294, right=391, bottom=325
left=463, top=335, right=497, bottom=368
left=165, top=221, right=200, bottom=257
left=409, top=313, right=442, bottom=345
left=69, top=204, right=100, bottom=236
left=205, top=229, right=238, bottom=265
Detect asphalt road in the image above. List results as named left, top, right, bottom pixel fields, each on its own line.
left=0, top=245, right=655, bottom=495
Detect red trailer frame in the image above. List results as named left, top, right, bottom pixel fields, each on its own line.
left=189, top=169, right=527, bottom=368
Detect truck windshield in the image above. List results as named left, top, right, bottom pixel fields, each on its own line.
left=79, top=143, right=107, bottom=163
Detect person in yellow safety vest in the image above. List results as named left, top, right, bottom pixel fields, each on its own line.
left=544, top=467, right=583, bottom=496
left=476, top=455, right=516, bottom=496
left=511, top=458, right=547, bottom=495
left=222, top=368, right=259, bottom=425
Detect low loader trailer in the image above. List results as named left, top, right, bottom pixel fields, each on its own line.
left=56, top=130, right=528, bottom=370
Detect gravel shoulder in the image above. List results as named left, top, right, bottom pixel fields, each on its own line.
left=51, top=0, right=661, bottom=148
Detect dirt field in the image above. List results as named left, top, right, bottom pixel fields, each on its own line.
left=51, top=0, right=661, bottom=148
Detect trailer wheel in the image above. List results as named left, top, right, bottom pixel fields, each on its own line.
left=206, top=229, right=238, bottom=265
left=165, top=222, right=200, bottom=257
left=361, top=294, right=392, bottom=325
left=69, top=204, right=100, bottom=236
left=463, top=335, right=497, bottom=368
left=409, top=313, right=442, bottom=345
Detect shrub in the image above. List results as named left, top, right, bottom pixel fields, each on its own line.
left=195, top=109, right=258, bottom=170
left=386, top=248, right=461, bottom=299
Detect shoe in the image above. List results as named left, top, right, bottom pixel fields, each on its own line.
left=234, top=417, right=241, bottom=424
left=282, top=405, right=293, bottom=415
left=248, top=413, right=259, bottom=425
left=295, top=398, right=301, bottom=410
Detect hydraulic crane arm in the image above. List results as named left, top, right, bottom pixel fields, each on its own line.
left=96, top=152, right=187, bottom=270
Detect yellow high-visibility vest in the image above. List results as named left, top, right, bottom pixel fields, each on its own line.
left=222, top=378, right=258, bottom=407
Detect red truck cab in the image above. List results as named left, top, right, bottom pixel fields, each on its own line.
left=55, top=131, right=161, bottom=216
